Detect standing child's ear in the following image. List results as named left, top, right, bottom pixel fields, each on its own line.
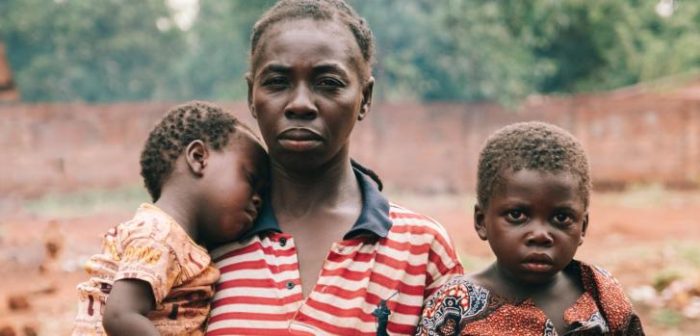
left=185, top=140, right=209, bottom=177
left=579, top=212, right=589, bottom=246
left=474, top=204, right=488, bottom=241
left=357, top=77, right=374, bottom=121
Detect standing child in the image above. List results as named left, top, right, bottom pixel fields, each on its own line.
left=72, top=101, right=268, bottom=335
left=416, top=122, right=644, bottom=335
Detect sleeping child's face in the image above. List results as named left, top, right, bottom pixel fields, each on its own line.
left=475, top=168, right=588, bottom=285
left=198, top=131, right=268, bottom=246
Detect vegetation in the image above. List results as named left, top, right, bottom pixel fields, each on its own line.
left=1, top=0, right=698, bottom=104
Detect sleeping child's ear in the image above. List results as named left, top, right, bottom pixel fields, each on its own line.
left=185, top=140, right=209, bottom=177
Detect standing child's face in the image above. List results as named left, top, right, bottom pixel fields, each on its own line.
left=247, top=18, right=373, bottom=170
left=199, top=132, right=268, bottom=246
left=475, top=169, right=588, bottom=285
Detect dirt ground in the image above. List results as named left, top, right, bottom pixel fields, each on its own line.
left=1, top=187, right=699, bottom=335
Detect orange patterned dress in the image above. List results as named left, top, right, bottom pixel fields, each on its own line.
left=73, top=204, right=219, bottom=336
left=416, top=261, right=645, bottom=336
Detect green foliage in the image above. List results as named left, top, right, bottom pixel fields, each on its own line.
left=1, top=0, right=698, bottom=104
left=652, top=309, right=683, bottom=328
left=354, top=0, right=700, bottom=103
left=163, top=1, right=274, bottom=100
left=0, top=0, right=185, bottom=102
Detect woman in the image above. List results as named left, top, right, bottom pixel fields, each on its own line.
left=206, top=1, right=463, bottom=335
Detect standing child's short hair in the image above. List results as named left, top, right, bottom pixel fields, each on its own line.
left=250, top=0, right=375, bottom=79
left=477, top=121, right=591, bottom=209
left=140, top=101, right=256, bottom=202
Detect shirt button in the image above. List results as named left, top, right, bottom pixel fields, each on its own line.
left=286, top=281, right=295, bottom=290
left=279, top=237, right=287, bottom=247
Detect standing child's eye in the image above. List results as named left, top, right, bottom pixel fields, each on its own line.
left=552, top=213, right=573, bottom=227
left=505, top=210, right=527, bottom=224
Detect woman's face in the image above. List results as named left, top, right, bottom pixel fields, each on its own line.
left=247, top=18, right=373, bottom=172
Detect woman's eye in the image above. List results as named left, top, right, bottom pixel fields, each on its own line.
left=506, top=210, right=526, bottom=223
left=262, top=76, right=288, bottom=88
left=316, top=77, right=344, bottom=89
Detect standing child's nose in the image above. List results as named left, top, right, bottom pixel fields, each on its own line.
left=526, top=221, right=554, bottom=247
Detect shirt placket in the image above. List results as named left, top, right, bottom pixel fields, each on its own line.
left=270, top=233, right=304, bottom=314
left=288, top=240, right=362, bottom=335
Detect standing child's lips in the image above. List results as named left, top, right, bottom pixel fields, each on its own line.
left=521, top=262, right=554, bottom=273
left=521, top=253, right=554, bottom=272
left=523, top=253, right=553, bottom=264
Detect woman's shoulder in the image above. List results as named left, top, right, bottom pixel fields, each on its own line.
left=387, top=202, right=451, bottom=238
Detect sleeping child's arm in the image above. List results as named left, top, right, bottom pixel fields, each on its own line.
left=103, top=279, right=159, bottom=336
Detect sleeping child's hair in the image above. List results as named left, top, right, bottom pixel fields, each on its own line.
left=140, top=101, right=256, bottom=201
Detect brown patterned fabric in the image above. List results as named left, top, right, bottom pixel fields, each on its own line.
left=416, top=260, right=645, bottom=336
left=73, top=204, right=218, bottom=336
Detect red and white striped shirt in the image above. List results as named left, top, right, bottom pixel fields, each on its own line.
left=206, top=170, right=463, bottom=335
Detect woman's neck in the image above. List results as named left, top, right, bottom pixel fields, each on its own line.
left=270, top=156, right=360, bottom=217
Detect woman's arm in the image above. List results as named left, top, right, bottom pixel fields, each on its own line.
left=103, top=279, right=159, bottom=336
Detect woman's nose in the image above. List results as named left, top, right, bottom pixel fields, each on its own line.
left=284, top=84, right=317, bottom=120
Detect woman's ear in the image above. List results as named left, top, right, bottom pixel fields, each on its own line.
left=185, top=140, right=209, bottom=177
left=246, top=73, right=257, bottom=119
left=474, top=204, right=488, bottom=241
left=358, top=77, right=374, bottom=121
left=579, top=212, right=589, bottom=246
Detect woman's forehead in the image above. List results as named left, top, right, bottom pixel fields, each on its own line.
left=252, top=18, right=367, bottom=75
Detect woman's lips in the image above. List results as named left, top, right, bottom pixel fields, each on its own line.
left=278, top=128, right=323, bottom=151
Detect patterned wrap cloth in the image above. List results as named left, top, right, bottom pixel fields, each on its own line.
left=73, top=204, right=219, bottom=336
left=416, top=260, right=645, bottom=336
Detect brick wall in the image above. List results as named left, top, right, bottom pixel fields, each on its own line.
left=1, top=90, right=698, bottom=198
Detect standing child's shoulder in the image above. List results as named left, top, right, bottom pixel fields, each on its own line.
left=576, top=260, right=643, bottom=333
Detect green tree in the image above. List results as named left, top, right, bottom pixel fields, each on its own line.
left=1, top=0, right=698, bottom=104
left=0, top=0, right=184, bottom=102
left=164, top=1, right=274, bottom=100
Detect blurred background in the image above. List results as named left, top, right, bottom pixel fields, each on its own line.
left=0, top=0, right=699, bottom=335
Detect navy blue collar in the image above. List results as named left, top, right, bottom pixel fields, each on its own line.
left=239, top=166, right=393, bottom=241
